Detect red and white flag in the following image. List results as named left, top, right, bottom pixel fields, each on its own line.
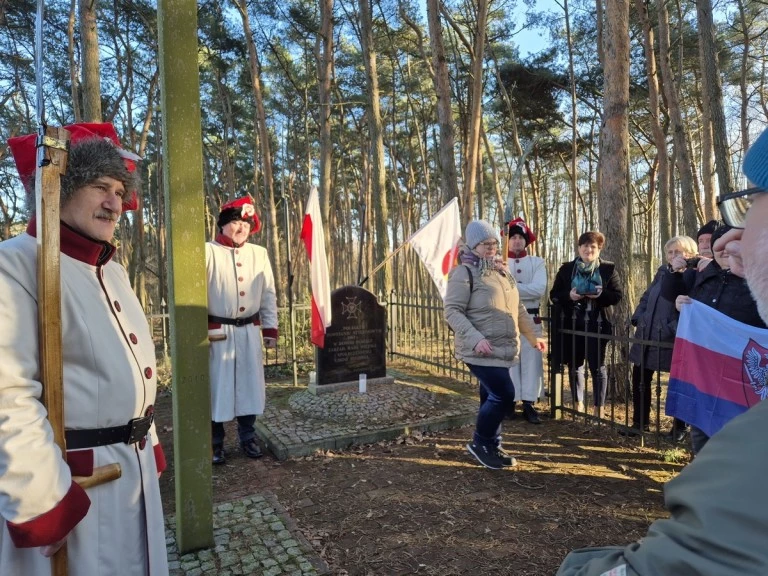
left=408, top=197, right=461, bottom=299
left=300, top=186, right=332, bottom=348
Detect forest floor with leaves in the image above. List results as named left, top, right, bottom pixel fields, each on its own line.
left=156, top=368, right=688, bottom=576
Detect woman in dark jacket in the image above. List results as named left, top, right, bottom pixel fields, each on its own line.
left=550, top=231, right=623, bottom=419
left=669, top=224, right=767, bottom=454
left=623, top=235, right=698, bottom=436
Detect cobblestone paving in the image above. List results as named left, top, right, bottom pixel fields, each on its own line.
left=166, top=493, right=327, bottom=576
left=257, top=377, right=479, bottom=459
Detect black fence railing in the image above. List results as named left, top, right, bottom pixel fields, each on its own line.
left=388, top=291, right=678, bottom=447
left=150, top=292, right=679, bottom=447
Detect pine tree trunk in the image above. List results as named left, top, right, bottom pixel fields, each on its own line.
left=359, top=0, right=391, bottom=294
left=425, top=0, right=459, bottom=206
left=635, top=0, right=671, bottom=243
left=316, top=0, right=334, bottom=253
left=697, top=0, right=733, bottom=198
left=656, top=0, right=697, bottom=236
left=79, top=0, right=102, bottom=121
left=68, top=0, right=82, bottom=122
left=233, top=0, right=284, bottom=305
left=461, top=0, right=489, bottom=224
left=600, top=0, right=633, bottom=322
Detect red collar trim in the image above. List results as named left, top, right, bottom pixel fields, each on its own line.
left=215, top=233, right=242, bottom=248
left=508, top=249, right=528, bottom=259
left=26, top=216, right=116, bottom=266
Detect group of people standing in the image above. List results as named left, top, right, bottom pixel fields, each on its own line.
left=446, top=201, right=766, bottom=470
left=444, top=214, right=626, bottom=469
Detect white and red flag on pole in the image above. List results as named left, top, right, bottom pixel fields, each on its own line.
left=408, top=197, right=462, bottom=299
left=300, top=186, right=332, bottom=348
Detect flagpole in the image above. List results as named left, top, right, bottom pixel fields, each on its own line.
left=358, top=240, right=411, bottom=287
left=356, top=201, right=367, bottom=285
left=281, top=127, right=298, bottom=387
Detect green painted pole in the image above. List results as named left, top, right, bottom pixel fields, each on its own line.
left=157, top=0, right=213, bottom=552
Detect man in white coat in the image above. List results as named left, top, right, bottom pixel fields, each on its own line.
left=506, top=218, right=547, bottom=424
left=1, top=123, right=168, bottom=575
left=206, top=197, right=278, bottom=465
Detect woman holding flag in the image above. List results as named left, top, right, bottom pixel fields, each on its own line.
left=444, top=220, right=546, bottom=470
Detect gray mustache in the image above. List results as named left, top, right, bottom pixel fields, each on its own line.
left=95, top=211, right=118, bottom=222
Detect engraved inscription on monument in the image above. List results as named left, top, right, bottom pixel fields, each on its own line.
left=316, top=286, right=386, bottom=385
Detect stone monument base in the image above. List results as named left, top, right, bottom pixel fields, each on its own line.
left=308, top=375, right=395, bottom=395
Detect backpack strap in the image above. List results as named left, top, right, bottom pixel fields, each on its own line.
left=463, top=264, right=473, bottom=294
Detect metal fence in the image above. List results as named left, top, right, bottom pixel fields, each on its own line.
left=388, top=291, right=677, bottom=447
left=148, top=304, right=315, bottom=374
left=150, top=291, right=677, bottom=447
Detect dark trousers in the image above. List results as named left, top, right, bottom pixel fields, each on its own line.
left=212, top=415, right=256, bottom=447
left=468, top=364, right=515, bottom=447
left=631, top=364, right=653, bottom=428
left=690, top=426, right=710, bottom=454
left=569, top=333, right=609, bottom=407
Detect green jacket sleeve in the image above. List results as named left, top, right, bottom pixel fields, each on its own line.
left=557, top=400, right=768, bottom=576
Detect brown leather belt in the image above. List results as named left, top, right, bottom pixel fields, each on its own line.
left=208, top=312, right=260, bottom=327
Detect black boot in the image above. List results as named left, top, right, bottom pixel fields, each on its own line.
left=522, top=401, right=541, bottom=424
left=505, top=402, right=517, bottom=420
left=241, top=438, right=263, bottom=458
left=212, top=445, right=226, bottom=465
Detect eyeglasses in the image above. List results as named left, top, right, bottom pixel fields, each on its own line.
left=717, top=187, right=766, bottom=228
left=478, top=240, right=499, bottom=249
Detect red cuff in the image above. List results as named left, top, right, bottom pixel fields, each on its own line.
left=262, top=328, right=278, bottom=339
left=7, top=481, right=90, bottom=548
left=154, top=443, right=167, bottom=474
left=208, top=322, right=222, bottom=330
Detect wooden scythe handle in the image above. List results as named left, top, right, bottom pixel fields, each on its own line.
left=36, top=126, right=70, bottom=576
left=73, top=463, right=123, bottom=490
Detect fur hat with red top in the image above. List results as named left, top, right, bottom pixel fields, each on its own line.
left=506, top=217, right=537, bottom=246
left=217, top=196, right=261, bottom=234
left=7, top=122, right=141, bottom=211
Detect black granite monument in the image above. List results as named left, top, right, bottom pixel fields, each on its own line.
left=316, top=285, right=387, bottom=386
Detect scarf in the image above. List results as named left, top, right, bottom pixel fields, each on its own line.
left=460, top=250, right=507, bottom=277
left=571, top=257, right=602, bottom=295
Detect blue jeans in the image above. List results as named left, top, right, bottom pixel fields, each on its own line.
left=212, top=415, right=256, bottom=447
left=468, top=364, right=516, bottom=447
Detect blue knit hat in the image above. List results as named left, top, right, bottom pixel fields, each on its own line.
left=465, top=219, right=499, bottom=249
left=744, top=127, right=768, bottom=189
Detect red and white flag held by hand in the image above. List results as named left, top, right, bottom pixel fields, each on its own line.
left=300, top=186, right=332, bottom=348
left=408, top=197, right=461, bottom=299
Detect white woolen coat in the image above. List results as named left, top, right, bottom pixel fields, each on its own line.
left=507, top=254, right=547, bottom=401
left=0, top=226, right=168, bottom=576
left=206, top=240, right=278, bottom=422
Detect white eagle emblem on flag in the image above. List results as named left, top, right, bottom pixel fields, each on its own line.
left=742, top=339, right=768, bottom=405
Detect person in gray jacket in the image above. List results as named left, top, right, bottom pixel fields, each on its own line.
left=555, top=127, right=768, bottom=576
left=444, top=220, right=546, bottom=470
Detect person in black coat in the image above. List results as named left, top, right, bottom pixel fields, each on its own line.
left=550, top=231, right=623, bottom=419
left=668, top=224, right=767, bottom=453
left=622, top=235, right=698, bottom=436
